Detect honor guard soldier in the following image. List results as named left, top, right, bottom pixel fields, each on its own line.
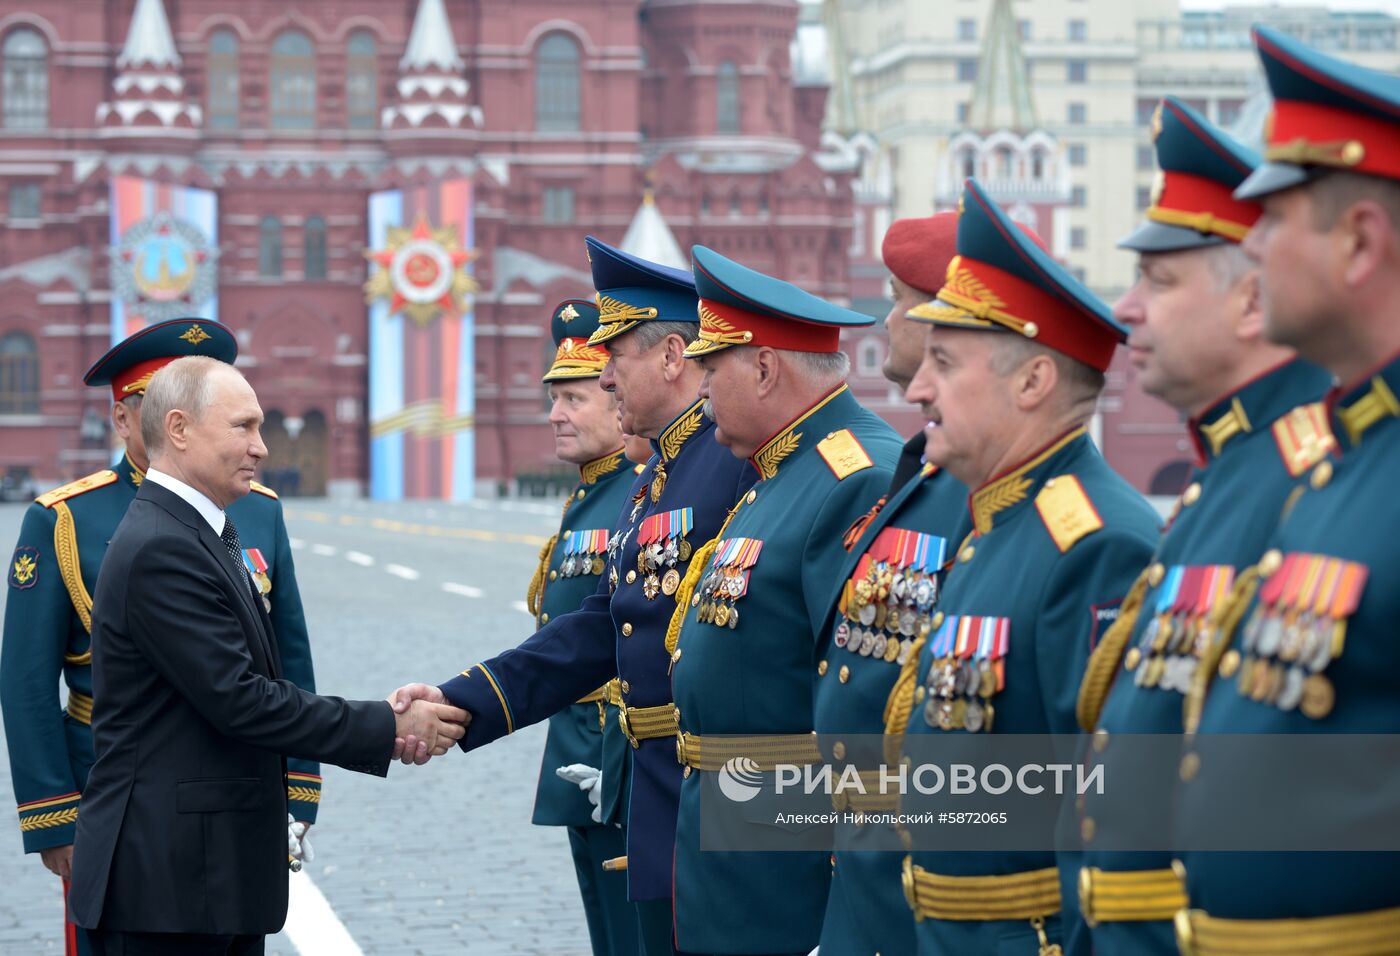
left=429, top=238, right=756, bottom=956
left=814, top=211, right=971, bottom=956
left=527, top=298, right=639, bottom=956
left=1072, top=97, right=1333, bottom=955
left=888, top=180, right=1159, bottom=956
left=0, top=319, right=322, bottom=956
left=666, top=244, right=903, bottom=954
left=1174, top=28, right=1400, bottom=955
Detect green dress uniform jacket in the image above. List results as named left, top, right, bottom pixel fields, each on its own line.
left=3, top=454, right=323, bottom=855
left=814, top=456, right=970, bottom=956
left=669, top=384, right=903, bottom=954
left=1073, top=360, right=1331, bottom=955
left=896, top=429, right=1158, bottom=956
left=1174, top=352, right=1400, bottom=951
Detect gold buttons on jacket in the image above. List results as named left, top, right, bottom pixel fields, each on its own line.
left=818, top=660, right=829, bottom=676
left=549, top=570, right=558, bottom=581
left=1081, top=817, right=1096, bottom=842
left=1311, top=460, right=1333, bottom=490
left=1092, top=729, right=1109, bottom=753
left=931, top=611, right=944, bottom=630
left=626, top=570, right=637, bottom=584
left=839, top=665, right=850, bottom=683
left=914, top=686, right=926, bottom=704
left=1182, top=482, right=1202, bottom=506
left=577, top=489, right=586, bottom=500
left=1258, top=549, right=1283, bottom=577
left=746, top=490, right=757, bottom=504
left=832, top=741, right=847, bottom=760
left=540, top=613, right=549, bottom=624
left=621, top=623, right=633, bottom=637
left=960, top=545, right=976, bottom=563
left=1148, top=562, right=1166, bottom=587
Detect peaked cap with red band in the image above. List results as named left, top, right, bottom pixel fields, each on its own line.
left=543, top=298, right=610, bottom=382
left=1238, top=25, right=1400, bottom=200
left=1121, top=96, right=1262, bottom=252
left=908, top=178, right=1127, bottom=374
left=685, top=244, right=874, bottom=357
left=881, top=212, right=960, bottom=296
left=83, top=318, right=239, bottom=400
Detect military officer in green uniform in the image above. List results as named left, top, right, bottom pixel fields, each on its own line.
left=666, top=244, right=904, bottom=954
left=527, top=298, right=639, bottom=956
left=814, top=210, right=971, bottom=956
left=1071, top=97, right=1333, bottom=955
left=1, top=319, right=322, bottom=956
left=1174, top=28, right=1400, bottom=955
left=889, top=179, right=1159, bottom=955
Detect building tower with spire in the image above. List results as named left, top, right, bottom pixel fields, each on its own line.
left=937, top=0, right=1070, bottom=237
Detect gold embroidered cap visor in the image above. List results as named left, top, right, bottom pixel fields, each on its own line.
left=582, top=235, right=701, bottom=345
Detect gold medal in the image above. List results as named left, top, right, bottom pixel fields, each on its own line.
left=255, top=572, right=272, bottom=595
left=883, top=638, right=901, bottom=664
left=1300, top=673, right=1335, bottom=719
left=715, top=604, right=731, bottom=628
left=1124, top=647, right=1141, bottom=671
left=591, top=556, right=605, bottom=576
left=661, top=568, right=681, bottom=596
left=678, top=539, right=692, bottom=562
left=650, top=467, right=667, bottom=502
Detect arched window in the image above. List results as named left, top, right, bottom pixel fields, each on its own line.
left=857, top=337, right=882, bottom=377
left=0, top=331, right=39, bottom=414
left=207, top=30, right=240, bottom=129
left=346, top=31, right=377, bottom=130
left=270, top=30, right=316, bottom=130
left=3, top=29, right=48, bottom=129
left=259, top=217, right=283, bottom=277
left=535, top=33, right=580, bottom=132
left=303, top=216, right=327, bottom=279
left=716, top=60, right=740, bottom=134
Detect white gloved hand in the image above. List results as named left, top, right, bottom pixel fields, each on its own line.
left=556, top=764, right=604, bottom=823
left=287, top=814, right=315, bottom=870
left=806, top=948, right=819, bottom=956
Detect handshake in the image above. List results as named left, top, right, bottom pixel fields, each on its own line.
left=386, top=683, right=471, bottom=766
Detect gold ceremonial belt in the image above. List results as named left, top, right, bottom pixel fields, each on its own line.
left=67, top=690, right=94, bottom=726
left=1176, top=904, right=1400, bottom=956
left=832, top=770, right=901, bottom=812
left=1079, top=866, right=1186, bottom=926
left=675, top=732, right=822, bottom=771
left=902, top=858, right=1061, bottom=922
left=618, top=703, right=678, bottom=748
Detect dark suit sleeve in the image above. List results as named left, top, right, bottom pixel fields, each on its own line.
left=124, top=533, right=395, bottom=776
left=439, top=580, right=616, bottom=751
left=264, top=502, right=323, bottom=820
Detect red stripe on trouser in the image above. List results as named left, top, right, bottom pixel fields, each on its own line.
left=63, top=877, right=77, bottom=956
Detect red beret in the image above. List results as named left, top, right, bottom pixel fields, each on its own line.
left=880, top=212, right=960, bottom=297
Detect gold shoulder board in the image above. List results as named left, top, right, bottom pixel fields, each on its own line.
left=36, top=470, right=118, bottom=509
left=249, top=481, right=279, bottom=499
left=1034, top=475, right=1104, bottom=553
left=1271, top=402, right=1336, bottom=478
left=816, top=430, right=874, bottom=481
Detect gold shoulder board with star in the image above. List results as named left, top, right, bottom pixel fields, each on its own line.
left=1034, top=475, right=1104, bottom=553
left=816, top=430, right=873, bottom=481
left=1271, top=402, right=1336, bottom=478
left=35, top=470, right=118, bottom=509
left=249, top=481, right=279, bottom=499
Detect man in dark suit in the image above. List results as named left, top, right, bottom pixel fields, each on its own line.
left=69, top=355, right=466, bottom=955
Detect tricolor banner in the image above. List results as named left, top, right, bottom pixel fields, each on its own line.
left=365, top=182, right=478, bottom=501
left=108, top=176, right=220, bottom=345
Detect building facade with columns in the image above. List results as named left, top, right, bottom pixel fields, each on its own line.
left=0, top=0, right=860, bottom=497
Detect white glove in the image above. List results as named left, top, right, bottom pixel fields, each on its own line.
left=806, top=948, right=819, bottom=956
left=556, top=764, right=604, bottom=823
left=287, top=814, right=315, bottom=871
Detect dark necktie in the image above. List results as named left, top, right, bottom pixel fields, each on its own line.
left=220, top=517, right=257, bottom=599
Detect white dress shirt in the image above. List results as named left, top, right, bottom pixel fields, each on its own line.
left=145, top=467, right=226, bottom=537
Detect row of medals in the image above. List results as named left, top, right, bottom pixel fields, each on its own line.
left=1234, top=604, right=1339, bottom=718
left=834, top=564, right=938, bottom=666
left=1127, top=610, right=1214, bottom=695
left=638, top=536, right=691, bottom=600
left=696, top=563, right=745, bottom=628
left=924, top=651, right=998, bottom=733
left=254, top=571, right=272, bottom=613
left=560, top=552, right=605, bottom=578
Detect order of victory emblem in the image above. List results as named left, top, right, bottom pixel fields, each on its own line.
left=364, top=215, right=479, bottom=327
left=110, top=211, right=220, bottom=322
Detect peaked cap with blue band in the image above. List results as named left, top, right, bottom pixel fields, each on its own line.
left=543, top=298, right=611, bottom=382
left=685, top=244, right=873, bottom=357
left=1238, top=25, right=1400, bottom=200
left=584, top=235, right=699, bottom=346
left=83, top=318, right=239, bottom=400
left=909, top=178, right=1126, bottom=373
left=1121, top=96, right=1262, bottom=253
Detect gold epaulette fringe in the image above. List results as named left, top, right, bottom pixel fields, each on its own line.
left=525, top=533, right=558, bottom=618
left=1076, top=566, right=1151, bottom=731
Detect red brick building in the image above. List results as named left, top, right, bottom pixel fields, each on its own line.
left=0, top=0, right=864, bottom=496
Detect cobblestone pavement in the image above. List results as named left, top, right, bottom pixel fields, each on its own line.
left=0, top=495, right=603, bottom=955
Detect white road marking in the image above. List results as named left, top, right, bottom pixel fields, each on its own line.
left=385, top=563, right=420, bottom=580
left=284, top=869, right=364, bottom=956
left=289, top=538, right=305, bottom=550
left=442, top=582, right=484, bottom=598
left=310, top=544, right=337, bottom=557
left=511, top=600, right=532, bottom=615
left=345, top=551, right=374, bottom=567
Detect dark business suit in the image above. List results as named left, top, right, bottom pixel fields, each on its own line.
left=69, top=480, right=393, bottom=945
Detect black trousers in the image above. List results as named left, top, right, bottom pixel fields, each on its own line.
left=93, top=931, right=265, bottom=956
